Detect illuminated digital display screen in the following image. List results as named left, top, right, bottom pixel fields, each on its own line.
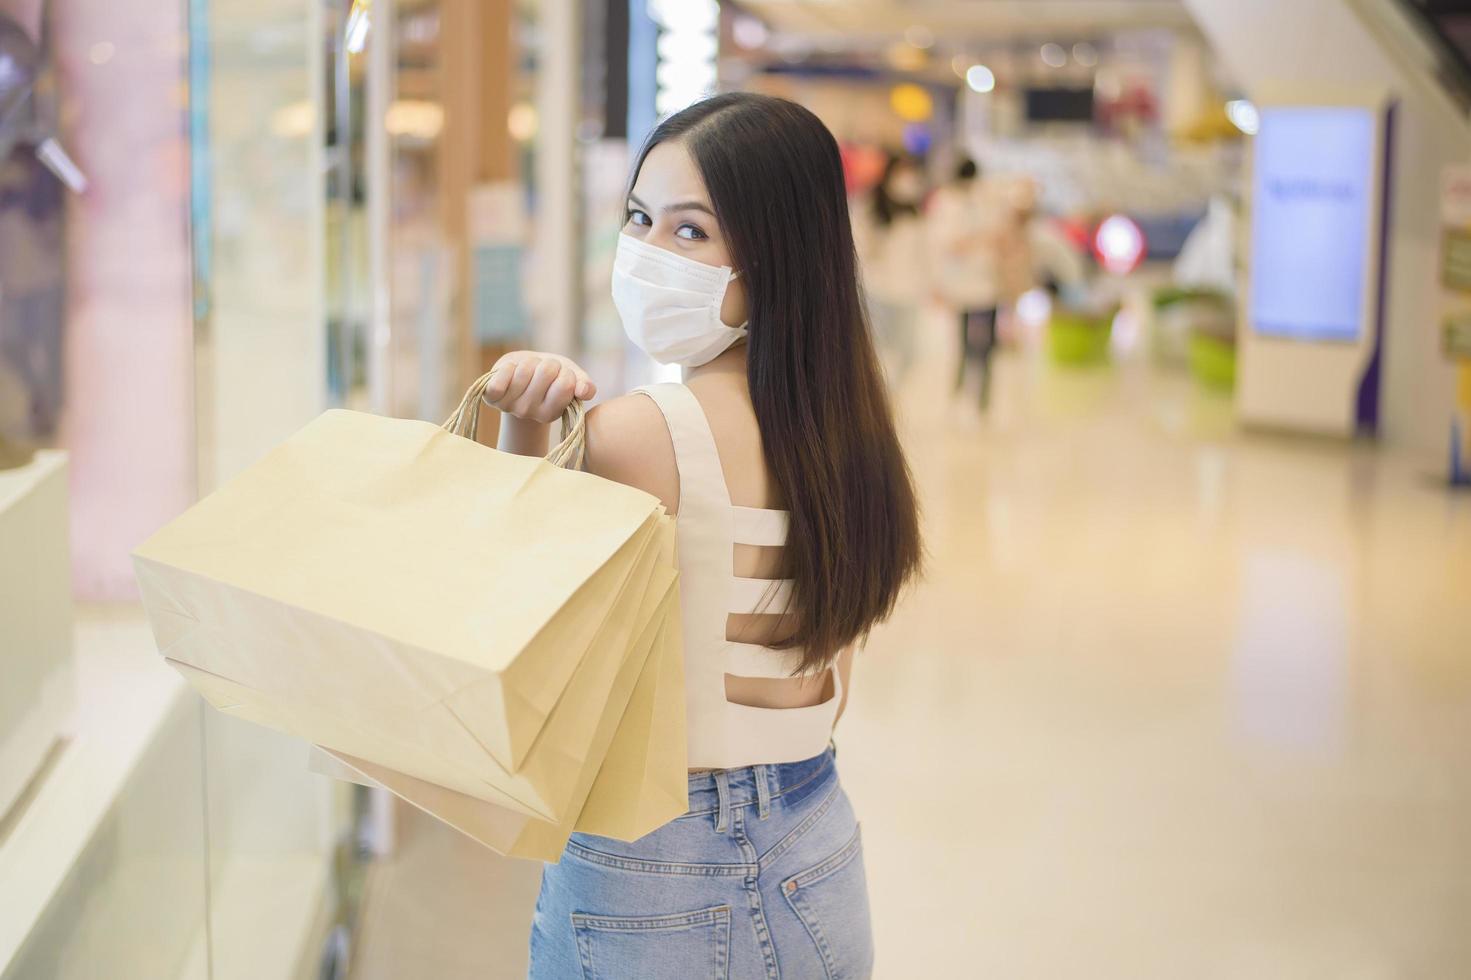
left=1249, top=106, right=1378, bottom=342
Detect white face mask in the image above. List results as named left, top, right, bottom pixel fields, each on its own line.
left=611, top=233, right=747, bottom=367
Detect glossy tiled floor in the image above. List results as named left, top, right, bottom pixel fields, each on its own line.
left=851, top=327, right=1471, bottom=978
left=354, top=324, right=1471, bottom=978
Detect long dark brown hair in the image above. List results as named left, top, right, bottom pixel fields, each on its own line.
left=631, top=93, right=922, bottom=673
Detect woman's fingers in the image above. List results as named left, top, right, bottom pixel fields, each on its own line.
left=514, top=357, right=560, bottom=419
left=483, top=360, right=515, bottom=401
left=545, top=372, right=578, bottom=417
left=572, top=365, right=596, bottom=400
left=502, top=357, right=536, bottom=407
left=482, top=352, right=592, bottom=422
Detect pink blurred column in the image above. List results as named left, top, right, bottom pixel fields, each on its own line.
left=52, top=1, right=196, bottom=599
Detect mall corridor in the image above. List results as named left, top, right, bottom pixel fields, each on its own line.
left=343, top=330, right=1471, bottom=978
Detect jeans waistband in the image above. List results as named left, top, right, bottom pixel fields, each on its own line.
left=684, top=746, right=836, bottom=832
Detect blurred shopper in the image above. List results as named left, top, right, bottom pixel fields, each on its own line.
left=995, top=177, right=1038, bottom=344
left=1029, top=210, right=1091, bottom=306
left=484, top=94, right=921, bottom=980
left=853, top=151, right=929, bottom=387
left=930, top=157, right=1004, bottom=408
left=998, top=177, right=1038, bottom=303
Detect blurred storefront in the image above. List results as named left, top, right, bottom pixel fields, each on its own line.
left=2, top=0, right=658, bottom=973
left=0, top=0, right=547, bottom=975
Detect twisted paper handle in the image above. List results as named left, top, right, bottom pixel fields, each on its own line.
left=443, top=370, right=587, bottom=471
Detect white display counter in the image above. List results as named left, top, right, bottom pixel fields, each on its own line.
left=0, top=608, right=350, bottom=980
left=0, top=611, right=203, bottom=980
left=0, top=451, right=75, bottom=820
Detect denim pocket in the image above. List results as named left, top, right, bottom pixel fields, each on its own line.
left=571, top=905, right=731, bottom=980
left=780, top=826, right=874, bottom=980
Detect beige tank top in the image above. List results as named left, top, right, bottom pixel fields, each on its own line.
left=635, top=383, right=842, bottom=770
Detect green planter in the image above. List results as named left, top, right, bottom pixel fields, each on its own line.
left=1150, top=288, right=1234, bottom=369
left=1049, top=312, right=1112, bottom=366
left=1188, top=333, right=1237, bottom=390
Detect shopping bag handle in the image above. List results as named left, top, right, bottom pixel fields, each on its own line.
left=443, top=370, right=588, bottom=470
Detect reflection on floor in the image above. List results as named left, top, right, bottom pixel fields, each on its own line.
left=348, top=798, right=543, bottom=980
left=350, top=326, right=1471, bottom=978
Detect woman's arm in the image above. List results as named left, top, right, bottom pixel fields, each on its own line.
left=499, top=416, right=552, bottom=457
left=481, top=352, right=597, bottom=457
left=479, top=349, right=680, bottom=508
left=584, top=394, right=680, bottom=510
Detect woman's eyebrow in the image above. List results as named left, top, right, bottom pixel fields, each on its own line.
left=628, top=192, right=715, bottom=217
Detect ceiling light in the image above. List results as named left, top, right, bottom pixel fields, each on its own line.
left=1226, top=99, right=1260, bottom=135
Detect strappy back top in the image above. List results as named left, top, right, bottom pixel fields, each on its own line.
left=635, top=383, right=842, bottom=769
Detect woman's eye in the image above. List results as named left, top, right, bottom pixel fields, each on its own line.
left=675, top=224, right=707, bottom=241
left=626, top=208, right=651, bottom=227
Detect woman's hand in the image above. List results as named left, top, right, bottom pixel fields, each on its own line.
left=483, top=351, right=597, bottom=424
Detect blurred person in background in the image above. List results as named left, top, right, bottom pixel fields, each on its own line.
left=1029, top=207, right=1091, bottom=307
left=930, top=157, right=1004, bottom=409
left=482, top=93, right=921, bottom=980
left=852, top=151, right=929, bottom=388
left=995, top=177, right=1038, bottom=342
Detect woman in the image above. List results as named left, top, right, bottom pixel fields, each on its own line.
left=482, top=93, right=921, bottom=980
left=852, top=151, right=929, bottom=387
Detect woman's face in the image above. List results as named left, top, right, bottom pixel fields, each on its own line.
left=625, top=140, right=749, bottom=329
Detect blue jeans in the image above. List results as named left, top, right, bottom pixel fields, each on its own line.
left=529, top=748, right=873, bottom=979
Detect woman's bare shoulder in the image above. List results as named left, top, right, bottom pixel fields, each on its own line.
left=584, top=392, right=679, bottom=512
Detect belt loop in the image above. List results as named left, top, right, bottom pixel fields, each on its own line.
left=713, top=770, right=731, bottom=833
left=755, top=765, right=772, bottom=820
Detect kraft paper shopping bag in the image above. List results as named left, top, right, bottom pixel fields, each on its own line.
left=569, top=591, right=688, bottom=841
left=158, top=512, right=672, bottom=822
left=133, top=408, right=666, bottom=777
left=138, top=376, right=689, bottom=847
left=323, top=577, right=682, bottom=862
